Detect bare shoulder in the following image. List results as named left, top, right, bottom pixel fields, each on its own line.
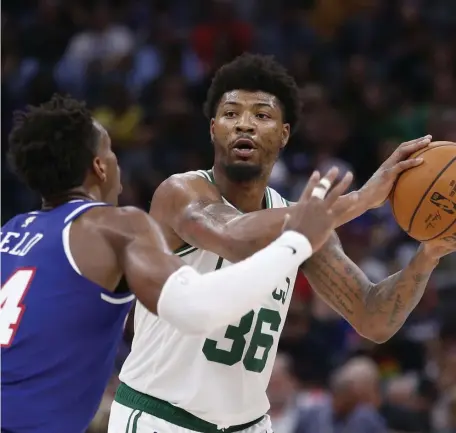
left=79, top=205, right=164, bottom=245
left=69, top=206, right=168, bottom=291
left=151, top=171, right=222, bottom=218
left=150, top=172, right=225, bottom=250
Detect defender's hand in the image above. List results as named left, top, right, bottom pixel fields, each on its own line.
left=360, top=135, right=432, bottom=208
left=284, top=167, right=354, bottom=253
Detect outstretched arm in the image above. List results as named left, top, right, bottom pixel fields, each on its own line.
left=151, top=171, right=359, bottom=262
left=150, top=137, right=433, bottom=263
left=74, top=206, right=314, bottom=335
left=300, top=232, right=440, bottom=343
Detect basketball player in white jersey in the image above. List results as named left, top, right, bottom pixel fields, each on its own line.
left=109, top=54, right=454, bottom=432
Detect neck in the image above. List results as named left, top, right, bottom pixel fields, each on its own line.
left=41, top=188, right=98, bottom=210
left=212, top=165, right=271, bottom=213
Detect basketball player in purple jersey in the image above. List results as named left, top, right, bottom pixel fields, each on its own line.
left=1, top=94, right=356, bottom=433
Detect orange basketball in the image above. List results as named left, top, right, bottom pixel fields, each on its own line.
left=390, top=141, right=456, bottom=241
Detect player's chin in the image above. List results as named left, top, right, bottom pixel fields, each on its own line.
left=230, top=151, right=261, bottom=165
left=230, top=157, right=258, bottom=166
left=224, top=160, right=263, bottom=182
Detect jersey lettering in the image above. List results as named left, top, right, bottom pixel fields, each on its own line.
left=0, top=232, right=44, bottom=256
left=272, top=277, right=291, bottom=305
left=0, top=268, right=36, bottom=347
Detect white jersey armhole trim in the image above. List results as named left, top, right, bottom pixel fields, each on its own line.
left=100, top=292, right=135, bottom=304
left=196, top=170, right=212, bottom=182
left=62, top=221, right=82, bottom=275
left=62, top=218, right=135, bottom=304
left=64, top=202, right=104, bottom=224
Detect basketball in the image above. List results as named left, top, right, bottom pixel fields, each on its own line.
left=390, top=141, right=456, bottom=241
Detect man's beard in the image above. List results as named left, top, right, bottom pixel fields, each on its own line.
left=222, top=162, right=263, bottom=182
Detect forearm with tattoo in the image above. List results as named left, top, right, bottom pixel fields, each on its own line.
left=175, top=190, right=370, bottom=263
left=179, top=199, right=291, bottom=262
left=154, top=173, right=373, bottom=263
left=300, top=233, right=439, bottom=343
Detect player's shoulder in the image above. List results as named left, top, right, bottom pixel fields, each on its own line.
left=80, top=206, right=151, bottom=231
left=66, top=206, right=156, bottom=245
left=152, top=170, right=221, bottom=210
left=1, top=212, right=35, bottom=230
left=157, top=170, right=216, bottom=195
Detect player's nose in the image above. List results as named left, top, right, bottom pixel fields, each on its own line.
left=235, top=113, right=255, bottom=134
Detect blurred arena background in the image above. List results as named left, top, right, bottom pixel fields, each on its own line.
left=2, top=0, right=456, bottom=432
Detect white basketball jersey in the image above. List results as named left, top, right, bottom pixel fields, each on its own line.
left=119, top=169, right=297, bottom=428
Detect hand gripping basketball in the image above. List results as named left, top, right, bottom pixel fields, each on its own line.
left=284, top=167, right=354, bottom=253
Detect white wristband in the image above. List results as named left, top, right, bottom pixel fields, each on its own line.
left=274, top=231, right=313, bottom=263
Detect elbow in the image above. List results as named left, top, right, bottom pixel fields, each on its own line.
left=357, top=320, right=399, bottom=344
left=361, top=331, right=393, bottom=345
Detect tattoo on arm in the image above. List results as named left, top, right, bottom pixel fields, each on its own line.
left=189, top=200, right=240, bottom=225
left=181, top=199, right=240, bottom=247
left=177, top=197, right=292, bottom=262
left=301, top=233, right=437, bottom=341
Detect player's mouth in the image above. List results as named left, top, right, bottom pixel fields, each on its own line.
left=232, top=138, right=257, bottom=158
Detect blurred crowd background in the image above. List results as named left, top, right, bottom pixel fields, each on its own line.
left=2, top=0, right=456, bottom=432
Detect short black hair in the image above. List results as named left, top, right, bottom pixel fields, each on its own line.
left=8, top=94, right=99, bottom=198
left=203, top=53, right=301, bottom=133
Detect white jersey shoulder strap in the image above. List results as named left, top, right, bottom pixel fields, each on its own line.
left=266, top=186, right=292, bottom=208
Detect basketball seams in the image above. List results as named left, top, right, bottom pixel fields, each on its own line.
left=390, top=146, right=453, bottom=227
left=408, top=156, right=456, bottom=238
left=410, top=144, right=453, bottom=159
left=421, top=217, right=456, bottom=242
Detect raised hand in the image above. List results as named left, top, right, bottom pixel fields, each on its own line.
left=284, top=167, right=354, bottom=252
left=360, top=135, right=432, bottom=208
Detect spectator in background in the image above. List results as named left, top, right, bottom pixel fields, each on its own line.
left=191, top=0, right=253, bottom=73
left=64, top=3, right=134, bottom=71
left=381, top=375, right=434, bottom=432
left=93, top=82, right=143, bottom=150
left=2, top=1, right=456, bottom=431
left=57, top=3, right=134, bottom=96
left=279, top=295, right=335, bottom=388
left=442, top=388, right=456, bottom=433
left=20, top=0, right=74, bottom=65
left=267, top=353, right=302, bottom=433
left=296, top=357, right=386, bottom=433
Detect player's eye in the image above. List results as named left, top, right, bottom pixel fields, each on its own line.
left=225, top=111, right=236, bottom=118
left=256, top=113, right=271, bottom=120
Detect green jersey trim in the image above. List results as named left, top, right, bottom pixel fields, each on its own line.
left=280, top=196, right=291, bottom=207
left=174, top=244, right=197, bottom=256
left=115, top=382, right=264, bottom=433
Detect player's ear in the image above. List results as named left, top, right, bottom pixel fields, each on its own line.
left=93, top=157, right=107, bottom=183
left=280, top=124, right=290, bottom=150
left=210, top=119, right=215, bottom=143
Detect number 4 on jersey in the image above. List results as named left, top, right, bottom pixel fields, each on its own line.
left=0, top=268, right=35, bottom=347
